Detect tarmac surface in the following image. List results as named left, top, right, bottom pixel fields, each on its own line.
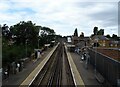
left=70, top=52, right=102, bottom=86
left=2, top=47, right=53, bottom=86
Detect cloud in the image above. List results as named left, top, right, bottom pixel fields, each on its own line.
left=88, top=2, right=118, bottom=26
left=0, top=0, right=119, bottom=36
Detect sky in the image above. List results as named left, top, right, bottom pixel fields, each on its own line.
left=0, top=0, right=119, bottom=36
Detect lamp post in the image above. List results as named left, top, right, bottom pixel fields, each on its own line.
left=38, top=28, right=41, bottom=49
left=26, top=39, right=28, bottom=57
left=38, top=37, right=39, bottom=49
left=25, top=28, right=28, bottom=57
left=94, top=39, right=98, bottom=76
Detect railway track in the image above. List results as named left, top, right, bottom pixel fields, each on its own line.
left=62, top=44, right=75, bottom=86
left=29, top=42, right=75, bottom=86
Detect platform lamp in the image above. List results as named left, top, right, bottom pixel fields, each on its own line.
left=25, top=39, right=28, bottom=57
left=38, top=37, right=39, bottom=49
left=94, top=39, right=98, bottom=76
left=38, top=28, right=41, bottom=49
left=25, top=28, right=28, bottom=57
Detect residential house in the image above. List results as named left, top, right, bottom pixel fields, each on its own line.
left=90, top=35, right=110, bottom=47
left=109, top=40, right=120, bottom=47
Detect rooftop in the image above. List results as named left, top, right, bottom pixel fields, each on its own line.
left=91, top=35, right=109, bottom=40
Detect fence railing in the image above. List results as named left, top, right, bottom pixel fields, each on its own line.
left=88, top=48, right=120, bottom=87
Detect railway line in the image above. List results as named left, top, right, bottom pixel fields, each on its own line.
left=29, top=42, right=75, bottom=86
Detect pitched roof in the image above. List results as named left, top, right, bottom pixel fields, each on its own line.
left=92, top=35, right=109, bottom=40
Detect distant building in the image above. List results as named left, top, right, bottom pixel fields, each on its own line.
left=67, top=36, right=72, bottom=43
left=109, top=40, right=120, bottom=47
left=71, top=35, right=79, bottom=45
left=90, top=35, right=120, bottom=48
left=71, top=30, right=90, bottom=46
left=71, top=36, right=90, bottom=49
left=79, top=37, right=90, bottom=45
left=90, top=35, right=110, bottom=47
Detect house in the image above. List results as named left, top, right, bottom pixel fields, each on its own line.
left=90, top=35, right=110, bottom=47
left=79, top=36, right=90, bottom=46
left=109, top=40, right=120, bottom=47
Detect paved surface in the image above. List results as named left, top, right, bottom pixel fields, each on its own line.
left=2, top=47, right=53, bottom=86
left=20, top=44, right=58, bottom=86
left=70, top=52, right=102, bottom=86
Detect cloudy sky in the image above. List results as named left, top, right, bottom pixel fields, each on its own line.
left=0, top=0, right=119, bottom=36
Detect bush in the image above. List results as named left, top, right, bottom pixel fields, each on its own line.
left=2, top=44, right=34, bottom=67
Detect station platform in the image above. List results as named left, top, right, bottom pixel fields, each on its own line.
left=2, top=44, right=58, bottom=86
left=20, top=42, right=85, bottom=86
left=64, top=43, right=102, bottom=86
left=65, top=44, right=85, bottom=86
left=70, top=52, right=102, bottom=86
left=3, top=42, right=102, bottom=86
left=20, top=43, right=59, bottom=86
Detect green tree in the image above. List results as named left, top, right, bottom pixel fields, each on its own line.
left=39, top=27, right=55, bottom=45
left=10, top=21, right=39, bottom=48
left=2, top=21, right=39, bottom=67
left=93, top=27, right=98, bottom=35
left=2, top=21, right=56, bottom=68
left=74, top=28, right=78, bottom=37
left=106, top=34, right=111, bottom=38
left=112, top=34, right=118, bottom=40
left=2, top=24, right=12, bottom=40
left=97, top=29, right=104, bottom=35
left=80, top=32, right=84, bottom=38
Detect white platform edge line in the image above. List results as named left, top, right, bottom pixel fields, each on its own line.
left=64, top=43, right=85, bottom=87
left=19, top=43, right=59, bottom=86
left=64, top=45, right=77, bottom=86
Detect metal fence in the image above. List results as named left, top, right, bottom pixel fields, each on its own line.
left=88, top=48, right=120, bottom=87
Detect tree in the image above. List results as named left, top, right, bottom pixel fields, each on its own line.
left=2, top=21, right=56, bottom=68
left=106, top=34, right=111, bottom=38
left=2, top=24, right=12, bottom=40
left=80, top=32, right=84, bottom=38
left=10, top=21, right=39, bottom=47
left=97, top=29, right=104, bottom=35
left=112, top=34, right=118, bottom=40
left=41, top=27, right=55, bottom=36
left=74, top=28, right=78, bottom=37
left=93, top=27, right=98, bottom=35
left=39, top=27, right=56, bottom=45
left=3, top=21, right=39, bottom=67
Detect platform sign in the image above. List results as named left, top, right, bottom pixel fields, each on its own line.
left=67, top=37, right=71, bottom=42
